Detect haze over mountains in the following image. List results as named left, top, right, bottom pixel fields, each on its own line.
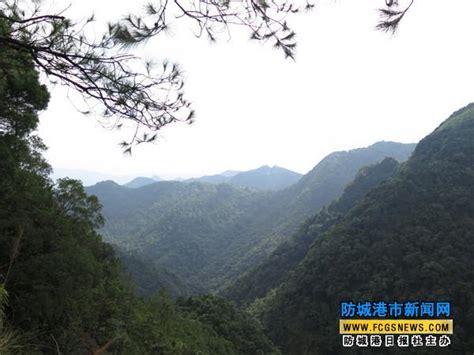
left=185, top=166, right=302, bottom=191
left=124, top=176, right=161, bottom=188
left=53, top=165, right=302, bottom=191
left=109, top=165, right=303, bottom=191
left=87, top=141, right=415, bottom=295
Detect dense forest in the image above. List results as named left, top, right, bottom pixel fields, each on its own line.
left=88, top=142, right=414, bottom=296
left=222, top=157, right=403, bottom=305
left=261, top=104, right=474, bottom=353
left=185, top=166, right=303, bottom=191
left=123, top=166, right=302, bottom=191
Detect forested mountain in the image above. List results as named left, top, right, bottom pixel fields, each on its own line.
left=211, top=141, right=416, bottom=291
left=51, top=168, right=138, bottom=186
left=113, top=245, right=201, bottom=297
left=185, top=170, right=240, bottom=184
left=266, top=141, right=416, bottom=233
left=88, top=142, right=415, bottom=295
left=223, top=157, right=402, bottom=305
left=228, top=165, right=302, bottom=191
left=186, top=165, right=302, bottom=191
left=87, top=181, right=270, bottom=292
left=262, top=104, right=474, bottom=353
left=124, top=176, right=160, bottom=188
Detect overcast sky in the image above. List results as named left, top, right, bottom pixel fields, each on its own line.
left=37, top=0, right=474, bottom=183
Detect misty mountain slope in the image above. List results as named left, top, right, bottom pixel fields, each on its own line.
left=268, top=141, right=416, bottom=231
left=124, top=176, right=159, bottom=188
left=87, top=181, right=269, bottom=292
left=87, top=142, right=415, bottom=294
left=187, top=166, right=302, bottom=191
left=264, top=104, right=474, bottom=353
left=206, top=142, right=416, bottom=290
left=186, top=172, right=234, bottom=185
left=222, top=157, right=402, bottom=305
left=229, top=165, right=302, bottom=191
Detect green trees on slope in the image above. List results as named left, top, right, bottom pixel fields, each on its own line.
left=263, top=104, right=474, bottom=353
left=89, top=143, right=415, bottom=296
left=177, top=295, right=278, bottom=354
left=223, top=157, right=402, bottom=306
left=0, top=26, right=134, bottom=351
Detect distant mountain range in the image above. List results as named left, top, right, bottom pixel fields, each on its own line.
left=50, top=168, right=139, bottom=186
left=124, top=176, right=161, bottom=188
left=58, top=165, right=302, bottom=192
left=86, top=141, right=415, bottom=296
left=185, top=166, right=302, bottom=191
left=91, top=165, right=303, bottom=191
left=185, top=170, right=241, bottom=185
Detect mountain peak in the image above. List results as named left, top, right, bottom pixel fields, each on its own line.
left=124, top=176, right=159, bottom=189
left=94, top=179, right=120, bottom=187
left=230, top=165, right=302, bottom=191
left=219, top=170, right=241, bottom=177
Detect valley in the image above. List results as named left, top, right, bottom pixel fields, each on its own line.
left=87, top=142, right=415, bottom=295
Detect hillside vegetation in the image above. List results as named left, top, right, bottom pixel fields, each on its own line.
left=223, top=157, right=402, bottom=305
left=187, top=165, right=302, bottom=191
left=88, top=142, right=415, bottom=294
left=263, top=103, right=474, bottom=353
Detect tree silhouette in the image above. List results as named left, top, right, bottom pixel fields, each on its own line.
left=377, top=0, right=414, bottom=32
left=0, top=0, right=410, bottom=150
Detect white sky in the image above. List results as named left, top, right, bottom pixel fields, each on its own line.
left=37, top=0, right=474, bottom=182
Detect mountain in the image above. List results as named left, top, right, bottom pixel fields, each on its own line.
left=263, top=104, right=474, bottom=353
left=187, top=166, right=301, bottom=191
left=113, top=245, right=201, bottom=297
left=86, top=181, right=269, bottom=292
left=220, top=170, right=241, bottom=177
left=269, top=141, right=417, bottom=230
left=50, top=168, right=137, bottom=185
left=229, top=165, right=302, bottom=191
left=87, top=141, right=415, bottom=295
left=217, top=142, right=417, bottom=284
left=223, top=157, right=402, bottom=305
left=186, top=172, right=233, bottom=185
left=124, top=176, right=160, bottom=188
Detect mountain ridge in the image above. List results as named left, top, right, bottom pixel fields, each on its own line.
left=185, top=165, right=302, bottom=191
left=223, top=157, right=402, bottom=305
left=87, top=141, right=416, bottom=295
